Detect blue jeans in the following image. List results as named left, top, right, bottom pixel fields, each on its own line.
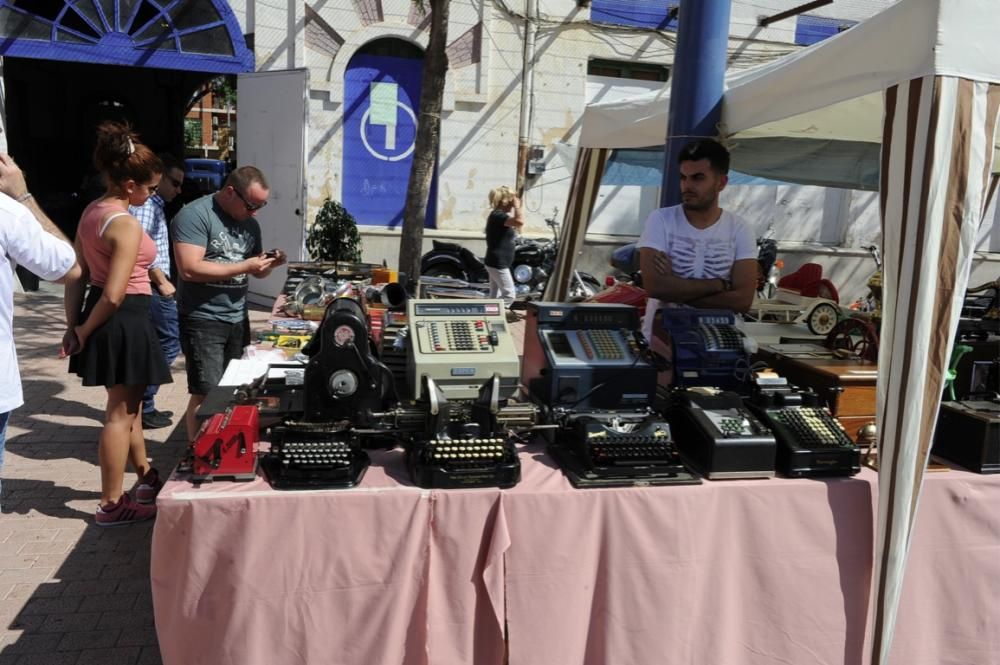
left=0, top=411, right=9, bottom=508
left=142, top=294, right=181, bottom=414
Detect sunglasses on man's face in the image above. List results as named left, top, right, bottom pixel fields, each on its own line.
left=232, top=186, right=267, bottom=212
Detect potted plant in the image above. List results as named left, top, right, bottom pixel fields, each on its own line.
left=306, top=199, right=362, bottom=262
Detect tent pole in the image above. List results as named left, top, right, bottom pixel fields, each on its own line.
left=661, top=0, right=732, bottom=207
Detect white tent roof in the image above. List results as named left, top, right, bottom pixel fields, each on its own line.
left=578, top=0, right=1000, bottom=188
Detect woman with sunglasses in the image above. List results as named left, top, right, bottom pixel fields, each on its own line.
left=171, top=166, right=286, bottom=443
left=63, top=122, right=170, bottom=526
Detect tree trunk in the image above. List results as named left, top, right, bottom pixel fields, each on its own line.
left=398, top=0, right=450, bottom=286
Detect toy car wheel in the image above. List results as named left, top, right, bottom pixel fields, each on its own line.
left=807, top=302, right=839, bottom=335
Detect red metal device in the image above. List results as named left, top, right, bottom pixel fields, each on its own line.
left=585, top=281, right=648, bottom=315
left=191, top=405, right=260, bottom=481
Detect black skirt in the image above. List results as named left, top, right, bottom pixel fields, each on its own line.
left=69, top=287, right=173, bottom=388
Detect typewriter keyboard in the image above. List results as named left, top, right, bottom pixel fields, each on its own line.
left=699, top=324, right=743, bottom=351
left=423, top=437, right=512, bottom=465
left=278, top=440, right=354, bottom=468
left=262, top=434, right=368, bottom=490
left=409, top=436, right=521, bottom=488
left=771, top=408, right=854, bottom=448
left=587, top=435, right=675, bottom=467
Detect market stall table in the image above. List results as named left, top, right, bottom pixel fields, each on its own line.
left=151, top=446, right=1000, bottom=665
left=151, top=448, right=508, bottom=665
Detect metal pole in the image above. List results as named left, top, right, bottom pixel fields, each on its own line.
left=660, top=0, right=733, bottom=207
left=516, top=0, right=538, bottom=194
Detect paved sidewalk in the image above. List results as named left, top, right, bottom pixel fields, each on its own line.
left=0, top=289, right=270, bottom=665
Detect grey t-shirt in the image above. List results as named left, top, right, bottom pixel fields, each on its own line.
left=171, top=194, right=262, bottom=323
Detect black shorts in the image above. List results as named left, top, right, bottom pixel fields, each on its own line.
left=179, top=316, right=248, bottom=395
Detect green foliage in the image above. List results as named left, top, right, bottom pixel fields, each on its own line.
left=307, top=199, right=363, bottom=262
left=210, top=75, right=238, bottom=108
left=183, top=119, right=201, bottom=147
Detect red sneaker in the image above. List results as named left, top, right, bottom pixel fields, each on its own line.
left=134, top=468, right=163, bottom=504
left=95, top=493, right=157, bottom=527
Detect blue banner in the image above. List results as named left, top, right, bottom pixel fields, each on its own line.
left=342, top=53, right=436, bottom=228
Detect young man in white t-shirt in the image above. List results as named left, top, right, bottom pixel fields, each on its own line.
left=0, top=154, right=80, bottom=505
left=637, top=139, right=757, bottom=343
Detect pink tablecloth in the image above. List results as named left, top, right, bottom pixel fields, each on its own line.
left=151, top=449, right=507, bottom=665
left=503, top=455, right=1000, bottom=665
left=151, top=445, right=1000, bottom=665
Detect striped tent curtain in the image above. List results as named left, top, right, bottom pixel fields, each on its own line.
left=871, top=75, right=1000, bottom=664
left=543, top=147, right=610, bottom=302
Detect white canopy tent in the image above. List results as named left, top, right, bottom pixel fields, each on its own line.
left=576, top=0, right=1000, bottom=190
left=546, top=2, right=1000, bottom=663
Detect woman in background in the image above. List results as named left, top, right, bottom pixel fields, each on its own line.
left=64, top=122, right=170, bottom=526
left=484, top=186, right=524, bottom=313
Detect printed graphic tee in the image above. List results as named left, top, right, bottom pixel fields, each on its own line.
left=636, top=204, right=756, bottom=340
left=172, top=194, right=262, bottom=323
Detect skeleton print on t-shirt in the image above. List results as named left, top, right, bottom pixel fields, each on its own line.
left=636, top=204, right=757, bottom=339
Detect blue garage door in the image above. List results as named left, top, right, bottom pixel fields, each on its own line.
left=343, top=52, right=436, bottom=228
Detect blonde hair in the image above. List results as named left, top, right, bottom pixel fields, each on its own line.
left=488, top=186, right=516, bottom=209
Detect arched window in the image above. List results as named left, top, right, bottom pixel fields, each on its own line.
left=0, top=0, right=253, bottom=73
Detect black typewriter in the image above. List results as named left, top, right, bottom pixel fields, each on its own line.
left=746, top=378, right=859, bottom=477
left=408, top=434, right=520, bottom=489
left=261, top=426, right=369, bottom=489
left=549, top=412, right=700, bottom=488
left=406, top=374, right=522, bottom=489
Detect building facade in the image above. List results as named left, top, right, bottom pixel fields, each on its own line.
left=2, top=0, right=996, bottom=301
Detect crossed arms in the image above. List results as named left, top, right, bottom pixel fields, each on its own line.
left=638, top=248, right=756, bottom=313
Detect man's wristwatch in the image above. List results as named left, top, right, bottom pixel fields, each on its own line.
left=720, top=277, right=732, bottom=292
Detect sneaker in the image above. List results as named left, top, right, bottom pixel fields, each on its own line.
left=95, top=493, right=156, bottom=527
left=134, top=468, right=163, bottom=504
left=153, top=409, right=174, bottom=419
left=142, top=410, right=172, bottom=430
left=505, top=310, right=524, bottom=323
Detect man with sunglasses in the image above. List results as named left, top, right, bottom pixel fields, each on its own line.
left=171, top=166, right=287, bottom=442
left=129, top=153, right=185, bottom=430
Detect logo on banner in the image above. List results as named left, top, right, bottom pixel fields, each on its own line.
left=361, top=81, right=416, bottom=162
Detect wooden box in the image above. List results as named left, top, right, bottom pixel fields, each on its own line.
left=754, top=344, right=878, bottom=441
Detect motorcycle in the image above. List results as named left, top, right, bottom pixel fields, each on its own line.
left=420, top=240, right=488, bottom=282
left=608, top=242, right=642, bottom=287
left=510, top=208, right=601, bottom=300
left=756, top=226, right=782, bottom=299
left=419, top=207, right=601, bottom=301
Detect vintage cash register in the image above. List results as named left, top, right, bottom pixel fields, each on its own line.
left=521, top=302, right=656, bottom=409
left=659, top=308, right=755, bottom=391
left=666, top=388, right=776, bottom=479
left=745, top=375, right=860, bottom=477
left=519, top=303, right=692, bottom=486
left=406, top=299, right=520, bottom=401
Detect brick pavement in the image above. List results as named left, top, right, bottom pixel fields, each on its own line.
left=0, top=287, right=271, bottom=665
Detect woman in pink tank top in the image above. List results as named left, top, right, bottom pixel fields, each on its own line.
left=63, top=122, right=172, bottom=527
